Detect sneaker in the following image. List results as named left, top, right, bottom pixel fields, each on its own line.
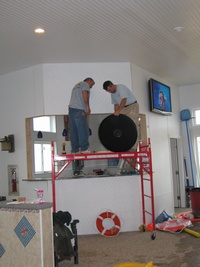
left=81, top=149, right=93, bottom=154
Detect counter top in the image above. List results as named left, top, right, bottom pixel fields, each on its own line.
left=0, top=201, right=52, bottom=210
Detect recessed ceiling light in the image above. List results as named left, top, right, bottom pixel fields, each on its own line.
left=35, top=28, right=45, bottom=34
left=174, top=26, right=184, bottom=32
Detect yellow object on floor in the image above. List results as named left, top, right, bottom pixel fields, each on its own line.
left=184, top=227, right=200, bottom=237
left=113, top=261, right=158, bottom=267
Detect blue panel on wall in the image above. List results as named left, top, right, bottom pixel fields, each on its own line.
left=14, top=216, right=36, bottom=247
left=0, top=243, right=5, bottom=257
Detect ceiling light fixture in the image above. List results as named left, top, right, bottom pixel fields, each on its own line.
left=35, top=28, right=45, bottom=34
left=173, top=26, right=184, bottom=32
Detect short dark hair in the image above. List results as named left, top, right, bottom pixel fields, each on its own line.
left=103, top=80, right=113, bottom=90
left=84, top=77, right=94, bottom=83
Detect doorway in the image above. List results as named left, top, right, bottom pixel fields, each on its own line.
left=170, top=138, right=181, bottom=207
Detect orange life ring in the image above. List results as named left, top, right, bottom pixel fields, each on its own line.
left=96, top=211, right=121, bottom=236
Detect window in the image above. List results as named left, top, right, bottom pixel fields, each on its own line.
left=26, top=116, right=61, bottom=179
left=34, top=142, right=52, bottom=174
left=33, top=116, right=56, bottom=132
left=32, top=116, right=56, bottom=176
left=196, top=137, right=200, bottom=165
left=191, top=109, right=200, bottom=186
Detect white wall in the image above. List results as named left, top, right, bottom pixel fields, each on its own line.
left=0, top=65, right=43, bottom=196
left=42, top=62, right=132, bottom=115
left=0, top=62, right=182, bottom=234
left=55, top=176, right=141, bottom=235
left=131, top=64, right=183, bottom=212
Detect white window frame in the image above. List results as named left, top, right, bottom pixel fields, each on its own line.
left=190, top=108, right=200, bottom=186
left=192, top=109, right=200, bottom=126
left=32, top=116, right=57, bottom=179
left=34, top=141, right=52, bottom=174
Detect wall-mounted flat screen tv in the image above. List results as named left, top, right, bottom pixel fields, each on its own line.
left=148, top=78, right=172, bottom=116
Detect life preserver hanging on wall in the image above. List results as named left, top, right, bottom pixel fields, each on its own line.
left=96, top=211, right=121, bottom=236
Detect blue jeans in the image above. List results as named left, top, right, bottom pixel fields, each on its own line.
left=68, top=107, right=89, bottom=152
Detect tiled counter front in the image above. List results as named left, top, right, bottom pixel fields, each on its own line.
left=0, top=202, right=54, bottom=267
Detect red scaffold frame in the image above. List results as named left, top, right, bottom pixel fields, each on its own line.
left=51, top=138, right=155, bottom=230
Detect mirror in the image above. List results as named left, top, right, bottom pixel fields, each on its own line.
left=26, top=113, right=147, bottom=179
left=26, top=114, right=111, bottom=179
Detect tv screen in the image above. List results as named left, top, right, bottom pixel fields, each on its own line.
left=148, top=78, right=172, bottom=116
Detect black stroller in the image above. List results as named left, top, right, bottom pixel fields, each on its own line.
left=53, top=211, right=79, bottom=266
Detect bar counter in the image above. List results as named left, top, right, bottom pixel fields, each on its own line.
left=0, top=201, right=54, bottom=267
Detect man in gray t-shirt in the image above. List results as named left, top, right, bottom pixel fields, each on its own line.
left=68, top=78, right=95, bottom=153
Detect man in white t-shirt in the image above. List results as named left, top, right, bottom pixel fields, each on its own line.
left=103, top=80, right=139, bottom=151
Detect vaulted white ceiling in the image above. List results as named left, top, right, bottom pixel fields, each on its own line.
left=1, top=0, right=200, bottom=86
